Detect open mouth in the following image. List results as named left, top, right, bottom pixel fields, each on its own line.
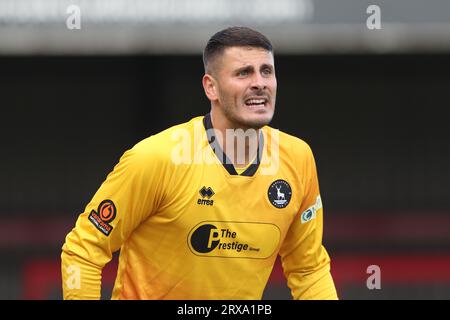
left=244, top=97, right=268, bottom=108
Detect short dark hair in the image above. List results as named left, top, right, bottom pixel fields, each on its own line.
left=203, top=26, right=273, bottom=73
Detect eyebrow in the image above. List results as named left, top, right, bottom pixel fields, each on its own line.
left=260, top=63, right=274, bottom=71
left=234, top=65, right=254, bottom=74
left=234, top=64, right=274, bottom=73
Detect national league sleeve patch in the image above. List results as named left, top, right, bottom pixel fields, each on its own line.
left=301, top=195, right=322, bottom=224
left=88, top=199, right=117, bottom=236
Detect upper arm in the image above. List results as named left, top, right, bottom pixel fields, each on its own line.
left=62, top=139, right=169, bottom=267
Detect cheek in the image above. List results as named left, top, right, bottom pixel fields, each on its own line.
left=225, top=82, right=247, bottom=100
left=218, top=78, right=249, bottom=104
left=269, top=78, right=277, bottom=92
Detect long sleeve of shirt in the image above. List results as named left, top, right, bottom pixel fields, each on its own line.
left=61, top=138, right=168, bottom=299
left=278, top=142, right=338, bottom=300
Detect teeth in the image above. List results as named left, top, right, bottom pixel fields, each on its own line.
left=246, top=99, right=265, bottom=105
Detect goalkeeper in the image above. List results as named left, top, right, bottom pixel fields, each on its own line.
left=61, top=26, right=338, bottom=300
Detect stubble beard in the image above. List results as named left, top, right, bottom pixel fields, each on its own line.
left=221, top=99, right=275, bottom=130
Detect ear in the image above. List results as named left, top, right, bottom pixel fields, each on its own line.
left=202, top=73, right=219, bottom=102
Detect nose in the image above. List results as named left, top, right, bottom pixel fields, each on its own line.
left=250, top=73, right=267, bottom=91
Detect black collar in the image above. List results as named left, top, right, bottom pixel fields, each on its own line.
left=203, top=113, right=263, bottom=177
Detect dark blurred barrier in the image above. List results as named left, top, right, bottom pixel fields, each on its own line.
left=2, top=55, right=450, bottom=214
left=1, top=54, right=450, bottom=299
left=19, top=252, right=450, bottom=300
left=1, top=212, right=449, bottom=299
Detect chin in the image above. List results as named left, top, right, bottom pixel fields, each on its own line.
left=240, top=113, right=273, bottom=129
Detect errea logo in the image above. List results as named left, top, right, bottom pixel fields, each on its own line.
left=198, top=186, right=214, bottom=206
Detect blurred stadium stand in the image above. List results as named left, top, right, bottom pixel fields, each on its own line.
left=1, top=0, right=450, bottom=299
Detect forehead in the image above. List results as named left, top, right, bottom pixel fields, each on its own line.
left=220, top=46, right=274, bottom=69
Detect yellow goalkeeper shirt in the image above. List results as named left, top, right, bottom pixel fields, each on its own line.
left=61, top=114, right=337, bottom=300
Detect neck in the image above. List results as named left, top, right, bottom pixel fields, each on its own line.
left=210, top=109, right=260, bottom=168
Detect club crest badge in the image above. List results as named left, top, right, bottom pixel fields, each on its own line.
left=268, top=179, right=292, bottom=209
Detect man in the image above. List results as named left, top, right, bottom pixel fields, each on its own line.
left=61, top=26, right=338, bottom=300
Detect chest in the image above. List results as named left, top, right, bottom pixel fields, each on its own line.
left=149, top=163, right=304, bottom=259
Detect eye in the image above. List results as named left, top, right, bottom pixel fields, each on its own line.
left=262, top=68, right=272, bottom=75
left=238, top=70, right=249, bottom=77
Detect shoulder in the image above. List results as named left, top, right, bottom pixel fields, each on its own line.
left=263, top=126, right=318, bottom=183
left=264, top=126, right=314, bottom=161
